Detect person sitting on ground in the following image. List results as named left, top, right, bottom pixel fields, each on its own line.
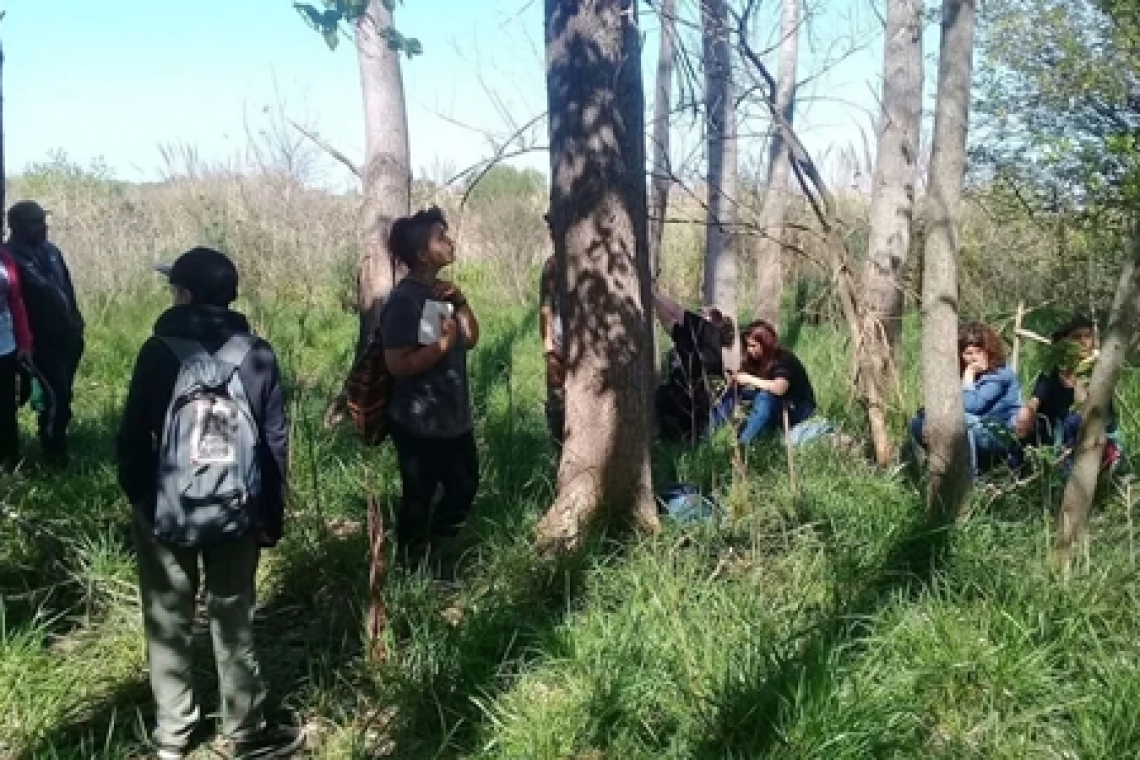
left=381, top=206, right=480, bottom=563
left=652, top=288, right=734, bottom=441
left=909, top=321, right=1022, bottom=477
left=1013, top=314, right=1121, bottom=470
left=538, top=212, right=565, bottom=445
left=115, top=247, right=303, bottom=759
left=710, top=319, right=816, bottom=445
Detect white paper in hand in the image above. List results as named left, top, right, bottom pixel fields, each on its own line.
left=419, top=300, right=455, bottom=345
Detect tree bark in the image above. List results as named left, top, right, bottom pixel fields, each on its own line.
left=354, top=0, right=412, bottom=358
left=860, top=0, right=925, bottom=466
left=648, top=0, right=677, bottom=280
left=920, top=0, right=976, bottom=520
left=536, top=0, right=660, bottom=555
left=752, top=0, right=801, bottom=328
left=701, top=0, right=738, bottom=323
left=1056, top=224, right=1140, bottom=575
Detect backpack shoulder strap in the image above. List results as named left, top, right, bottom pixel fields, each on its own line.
left=213, top=334, right=256, bottom=370
left=161, top=336, right=209, bottom=363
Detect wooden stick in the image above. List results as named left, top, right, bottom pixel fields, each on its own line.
left=782, top=407, right=799, bottom=500
left=1011, top=300, right=1026, bottom=370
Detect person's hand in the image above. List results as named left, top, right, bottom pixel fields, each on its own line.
left=439, top=314, right=459, bottom=351
left=735, top=371, right=762, bottom=389
left=546, top=351, right=565, bottom=389
left=1014, top=407, right=1034, bottom=439
left=961, top=364, right=978, bottom=385
left=434, top=280, right=467, bottom=308
left=16, top=349, right=31, bottom=364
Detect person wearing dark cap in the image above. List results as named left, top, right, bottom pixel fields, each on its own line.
left=1014, top=314, right=1121, bottom=470
left=115, top=247, right=303, bottom=759
left=5, top=200, right=84, bottom=466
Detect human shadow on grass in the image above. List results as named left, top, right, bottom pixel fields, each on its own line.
left=0, top=414, right=134, bottom=638
left=688, top=506, right=954, bottom=758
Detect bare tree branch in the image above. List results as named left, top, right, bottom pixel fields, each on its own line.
left=288, top=118, right=362, bottom=179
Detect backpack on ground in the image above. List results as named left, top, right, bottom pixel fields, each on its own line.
left=345, top=333, right=392, bottom=446
left=153, top=335, right=261, bottom=547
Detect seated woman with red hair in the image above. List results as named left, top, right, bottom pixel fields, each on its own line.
left=710, top=319, right=817, bottom=444
left=909, top=322, right=1022, bottom=477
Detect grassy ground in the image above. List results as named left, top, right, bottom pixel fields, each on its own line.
left=3, top=281, right=1140, bottom=759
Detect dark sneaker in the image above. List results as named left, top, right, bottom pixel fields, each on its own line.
left=220, top=725, right=306, bottom=759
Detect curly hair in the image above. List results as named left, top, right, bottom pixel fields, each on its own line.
left=739, top=319, right=784, bottom=376
left=958, top=322, right=1007, bottom=368
left=388, top=206, right=448, bottom=270
left=704, top=308, right=737, bottom=349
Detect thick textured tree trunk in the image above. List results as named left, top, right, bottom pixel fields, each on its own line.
left=701, top=0, right=738, bottom=323
left=860, top=0, right=925, bottom=466
left=355, top=0, right=412, bottom=356
left=920, top=0, right=976, bottom=520
left=1056, top=224, right=1140, bottom=574
left=648, top=0, right=677, bottom=280
left=752, top=0, right=800, bottom=328
left=536, top=0, right=660, bottom=554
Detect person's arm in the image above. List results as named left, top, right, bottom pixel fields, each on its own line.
left=1, top=250, right=32, bottom=356
left=962, top=371, right=1009, bottom=415
left=381, top=295, right=458, bottom=377
left=539, top=259, right=557, bottom=353
left=435, top=280, right=479, bottom=349
left=654, top=290, right=685, bottom=333
left=735, top=371, right=790, bottom=396
left=116, top=340, right=163, bottom=506
left=255, top=343, right=289, bottom=545
left=53, top=244, right=83, bottom=328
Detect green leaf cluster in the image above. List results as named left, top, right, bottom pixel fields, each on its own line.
left=293, top=0, right=421, bottom=57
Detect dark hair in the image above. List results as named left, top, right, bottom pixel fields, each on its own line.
left=958, top=322, right=1006, bottom=369
left=388, top=206, right=448, bottom=269
left=1051, top=314, right=1094, bottom=343
left=162, top=246, right=239, bottom=307
left=739, top=319, right=783, bottom=376
left=705, top=308, right=736, bottom=348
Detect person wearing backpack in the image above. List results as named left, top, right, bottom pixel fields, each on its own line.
left=381, top=206, right=480, bottom=564
left=115, top=247, right=303, bottom=759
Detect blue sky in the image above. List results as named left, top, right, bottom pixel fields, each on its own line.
left=5, top=0, right=896, bottom=190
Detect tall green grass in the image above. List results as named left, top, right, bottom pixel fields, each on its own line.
left=2, top=277, right=1139, bottom=759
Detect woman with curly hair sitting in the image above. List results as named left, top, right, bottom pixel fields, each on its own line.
left=909, top=322, right=1022, bottom=477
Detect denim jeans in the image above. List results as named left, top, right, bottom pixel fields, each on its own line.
left=713, top=387, right=815, bottom=445
left=909, top=410, right=1011, bottom=477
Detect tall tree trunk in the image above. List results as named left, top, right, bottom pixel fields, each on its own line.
left=1056, top=224, right=1140, bottom=575
left=701, top=0, right=738, bottom=323
left=648, top=0, right=677, bottom=280
left=920, top=0, right=976, bottom=520
left=536, top=0, right=660, bottom=554
left=354, top=0, right=412, bottom=358
left=860, top=0, right=925, bottom=466
left=752, top=0, right=801, bottom=328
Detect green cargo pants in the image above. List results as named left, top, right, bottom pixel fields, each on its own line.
left=133, top=513, right=267, bottom=749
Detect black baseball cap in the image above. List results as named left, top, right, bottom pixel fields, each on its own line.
left=155, top=247, right=239, bottom=307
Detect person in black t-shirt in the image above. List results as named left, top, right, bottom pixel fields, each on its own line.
left=711, top=319, right=816, bottom=444
left=653, top=289, right=735, bottom=441
left=1013, top=314, right=1121, bottom=469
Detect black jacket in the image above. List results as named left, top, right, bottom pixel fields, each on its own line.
left=115, top=304, right=290, bottom=544
left=4, top=238, right=83, bottom=347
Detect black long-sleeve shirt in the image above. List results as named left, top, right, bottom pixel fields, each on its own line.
left=115, top=304, right=290, bottom=543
